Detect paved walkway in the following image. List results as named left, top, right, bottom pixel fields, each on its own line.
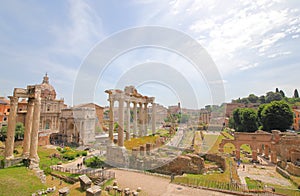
left=237, top=163, right=292, bottom=187
left=110, top=169, right=235, bottom=196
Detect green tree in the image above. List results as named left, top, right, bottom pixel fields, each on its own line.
left=248, top=94, right=259, bottom=103
left=179, top=113, right=189, bottom=123
left=265, top=91, right=283, bottom=103
left=279, top=90, right=285, bottom=98
left=294, top=89, right=299, bottom=98
left=260, top=101, right=293, bottom=132
left=259, top=95, right=266, bottom=104
left=15, top=122, right=24, bottom=140
left=0, top=126, right=7, bottom=141
left=232, top=108, right=258, bottom=132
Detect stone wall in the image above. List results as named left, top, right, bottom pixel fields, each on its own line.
left=203, top=154, right=226, bottom=170
left=152, top=154, right=205, bottom=175
left=286, top=163, right=300, bottom=177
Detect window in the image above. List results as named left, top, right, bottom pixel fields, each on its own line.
left=7, top=109, right=10, bottom=112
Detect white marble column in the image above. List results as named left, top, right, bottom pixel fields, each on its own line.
left=133, top=102, right=137, bottom=138
left=29, top=94, right=41, bottom=168
left=138, top=102, right=143, bottom=137
left=126, top=101, right=130, bottom=140
left=143, top=102, right=148, bottom=136
left=152, top=103, right=156, bottom=135
left=108, top=98, right=114, bottom=142
left=5, top=96, right=19, bottom=159
left=22, top=98, right=34, bottom=158
left=118, top=99, right=124, bottom=147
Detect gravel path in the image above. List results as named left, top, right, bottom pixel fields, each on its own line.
left=110, top=169, right=234, bottom=196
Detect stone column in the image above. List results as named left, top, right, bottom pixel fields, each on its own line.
left=138, top=103, right=143, bottom=137
left=133, top=102, right=137, bottom=138
left=126, top=101, right=130, bottom=140
left=235, top=149, right=240, bottom=160
left=143, top=102, right=148, bottom=136
left=252, top=150, right=258, bottom=162
left=151, top=103, right=156, bottom=135
left=29, top=94, right=41, bottom=168
left=22, top=98, right=34, bottom=158
left=258, top=145, right=263, bottom=155
left=108, top=99, right=114, bottom=142
left=264, top=145, right=269, bottom=158
left=5, top=96, right=19, bottom=159
left=118, top=99, right=124, bottom=147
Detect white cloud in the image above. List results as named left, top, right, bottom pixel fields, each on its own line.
left=49, top=0, right=104, bottom=58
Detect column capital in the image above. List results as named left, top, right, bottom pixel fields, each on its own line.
left=8, top=96, right=18, bottom=103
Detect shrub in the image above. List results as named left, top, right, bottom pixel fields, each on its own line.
left=81, top=151, right=87, bottom=156
left=56, top=147, right=62, bottom=152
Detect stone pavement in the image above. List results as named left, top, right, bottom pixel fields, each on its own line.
left=237, top=162, right=293, bottom=187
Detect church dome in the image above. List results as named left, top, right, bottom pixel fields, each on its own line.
left=40, top=73, right=56, bottom=100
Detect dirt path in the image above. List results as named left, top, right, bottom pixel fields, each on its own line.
left=110, top=169, right=234, bottom=196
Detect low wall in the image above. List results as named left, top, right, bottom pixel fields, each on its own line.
left=286, top=163, right=300, bottom=177
left=204, top=154, right=226, bottom=170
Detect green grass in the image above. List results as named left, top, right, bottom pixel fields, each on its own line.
left=38, top=146, right=62, bottom=169
left=207, top=134, right=224, bottom=154
left=245, top=177, right=264, bottom=190
left=174, top=157, right=240, bottom=187
left=0, top=166, right=46, bottom=196
left=202, top=134, right=219, bottom=153
left=124, top=135, right=159, bottom=150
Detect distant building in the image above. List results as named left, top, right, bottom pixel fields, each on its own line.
left=0, top=97, right=10, bottom=128
left=51, top=107, right=96, bottom=146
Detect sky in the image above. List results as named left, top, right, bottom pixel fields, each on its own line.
left=1, top=0, right=300, bottom=109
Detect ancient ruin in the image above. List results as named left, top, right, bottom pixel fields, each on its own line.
left=4, top=85, right=41, bottom=168
left=105, top=86, right=156, bottom=146
left=219, top=130, right=300, bottom=176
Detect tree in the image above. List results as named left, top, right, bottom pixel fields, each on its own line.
left=0, top=122, right=24, bottom=141
left=259, top=95, right=266, bottom=104
left=15, top=122, right=24, bottom=140
left=232, top=108, right=258, bottom=132
left=248, top=94, right=259, bottom=103
left=259, top=101, right=293, bottom=132
left=294, top=89, right=299, bottom=98
left=276, top=88, right=279, bottom=93
left=266, top=91, right=283, bottom=103
left=279, top=90, right=285, bottom=98
left=0, top=126, right=7, bottom=141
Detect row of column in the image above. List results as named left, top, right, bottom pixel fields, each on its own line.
left=108, top=99, right=156, bottom=147
left=4, top=93, right=41, bottom=168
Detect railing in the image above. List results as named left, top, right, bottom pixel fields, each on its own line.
left=50, top=165, right=115, bottom=179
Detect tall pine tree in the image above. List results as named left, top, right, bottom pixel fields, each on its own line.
left=294, top=89, right=299, bottom=98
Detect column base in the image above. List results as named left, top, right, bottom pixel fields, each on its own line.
left=29, top=158, right=40, bottom=169
left=5, top=155, right=14, bottom=160
left=22, top=152, right=30, bottom=159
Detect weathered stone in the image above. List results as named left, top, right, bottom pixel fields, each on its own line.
left=86, top=186, right=101, bottom=196
left=58, top=187, right=69, bottom=196
left=79, top=174, right=92, bottom=191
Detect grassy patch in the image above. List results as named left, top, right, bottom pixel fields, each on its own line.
left=207, top=134, right=224, bottom=154
left=0, top=166, right=46, bottom=196
left=124, top=135, right=159, bottom=150
left=202, top=134, right=219, bottom=153
left=245, top=177, right=264, bottom=190
left=174, top=157, right=239, bottom=187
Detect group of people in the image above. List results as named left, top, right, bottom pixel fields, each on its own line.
left=77, top=162, right=83, bottom=169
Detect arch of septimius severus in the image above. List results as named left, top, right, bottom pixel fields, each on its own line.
left=4, top=85, right=41, bottom=168
left=105, top=86, right=156, bottom=147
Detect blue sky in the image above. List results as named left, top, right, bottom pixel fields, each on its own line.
left=1, top=0, right=300, bottom=108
